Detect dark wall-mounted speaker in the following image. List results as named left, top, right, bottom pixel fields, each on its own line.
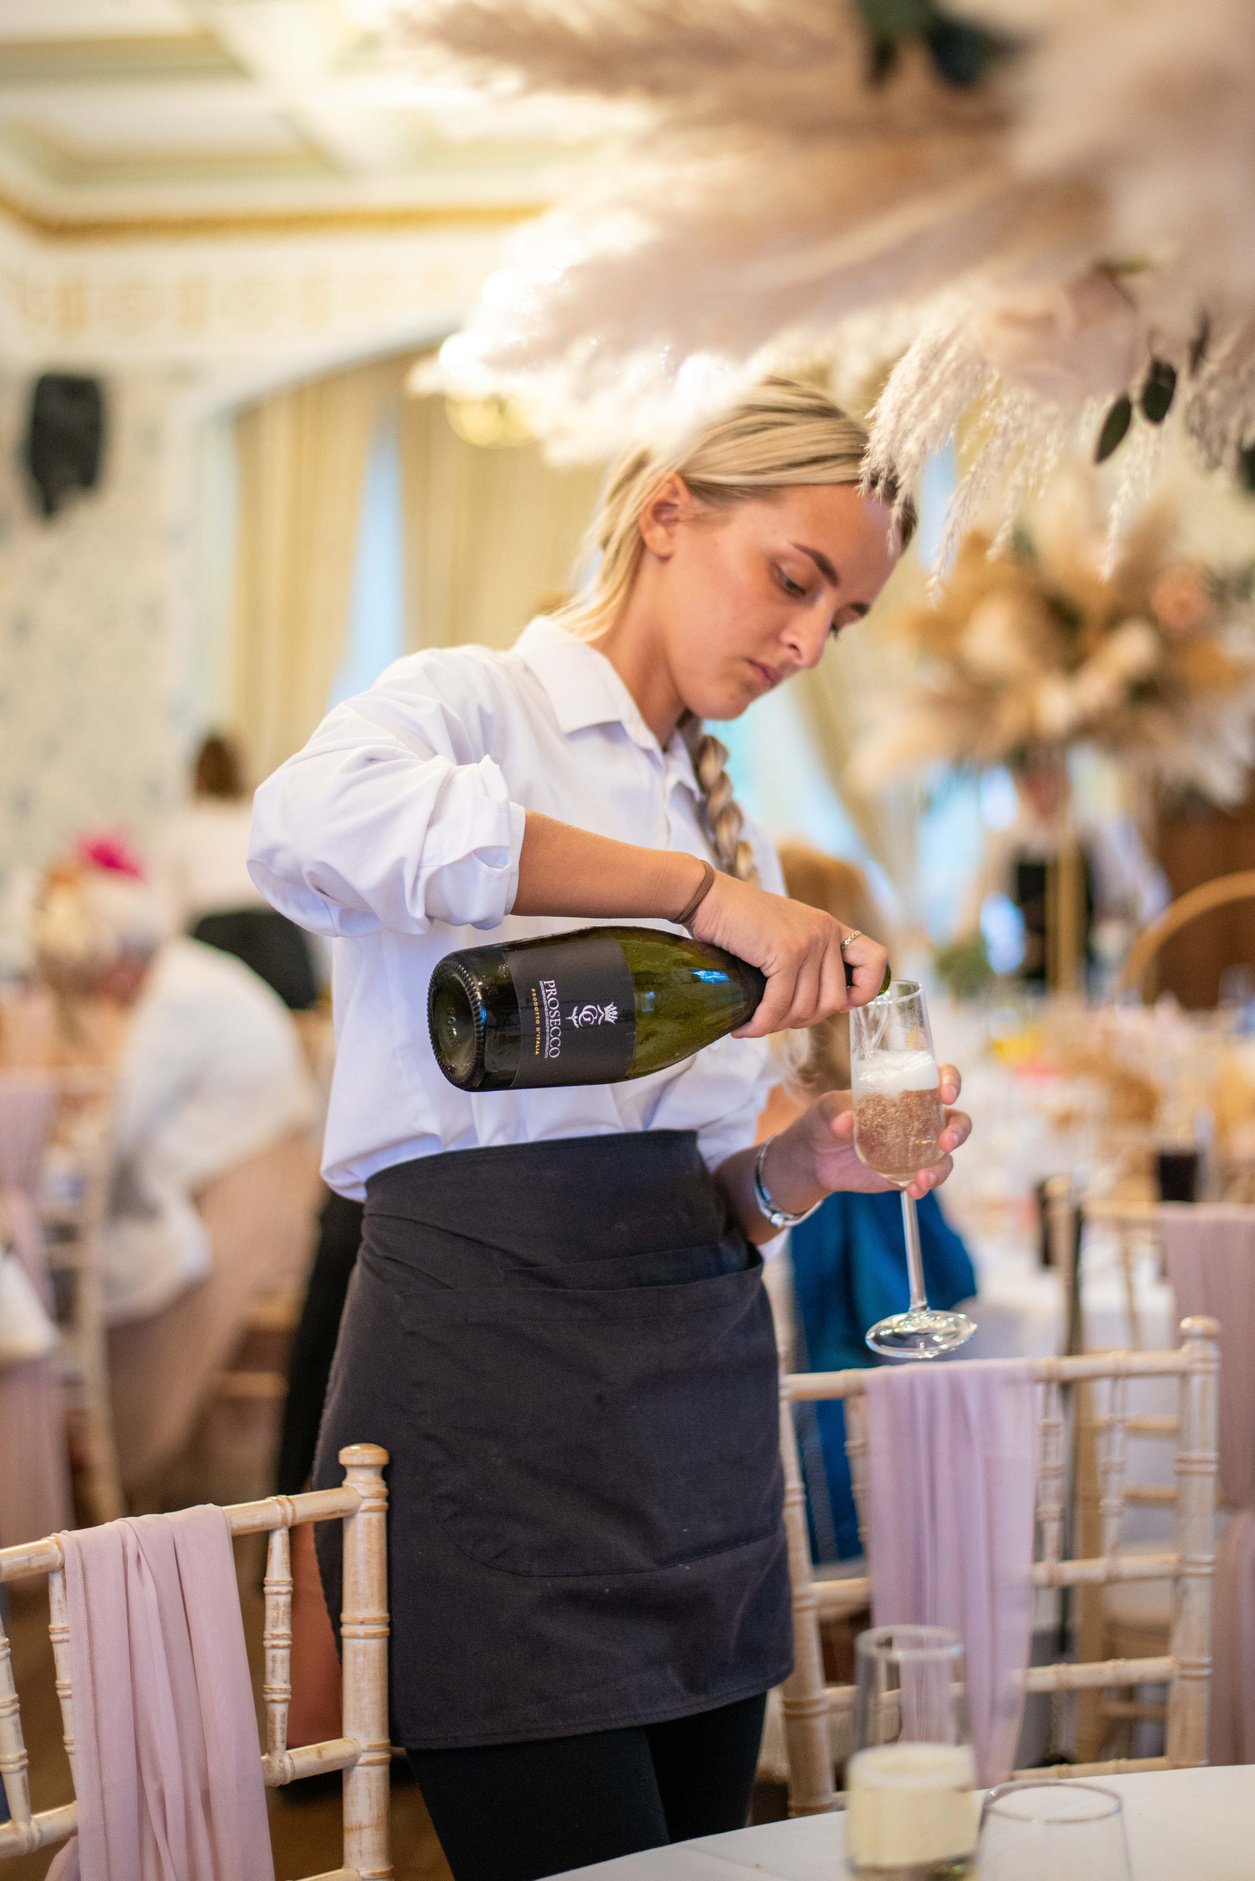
left=21, top=373, right=107, bottom=519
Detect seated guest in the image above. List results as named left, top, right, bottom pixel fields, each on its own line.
left=33, top=840, right=316, bottom=1328
left=762, top=843, right=977, bottom=1560
left=34, top=842, right=319, bottom=1499
left=161, top=732, right=321, bottom=1010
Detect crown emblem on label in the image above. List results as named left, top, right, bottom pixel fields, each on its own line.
left=568, top=1001, right=619, bottom=1027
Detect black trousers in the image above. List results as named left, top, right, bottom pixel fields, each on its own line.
left=274, top=1189, right=364, bottom=1496
left=407, top=1691, right=767, bottom=1881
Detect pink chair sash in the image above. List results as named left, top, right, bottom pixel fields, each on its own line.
left=0, top=1074, right=70, bottom=1549
left=46, top=1505, right=275, bottom=1881
left=1164, top=1203, right=1255, bottom=1763
left=864, top=1358, right=1039, bottom=1784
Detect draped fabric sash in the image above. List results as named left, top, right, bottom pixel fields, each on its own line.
left=864, top=1358, right=1038, bottom=1784
left=46, top=1506, right=274, bottom=1881
left=1164, top=1204, right=1255, bottom=1763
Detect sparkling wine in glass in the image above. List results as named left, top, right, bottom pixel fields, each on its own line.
left=851, top=980, right=976, bottom=1358
left=846, top=1625, right=979, bottom=1881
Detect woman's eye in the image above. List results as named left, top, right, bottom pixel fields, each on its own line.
left=775, top=567, right=807, bottom=599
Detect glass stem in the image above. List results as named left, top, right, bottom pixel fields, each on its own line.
left=900, top=1189, right=929, bottom=1315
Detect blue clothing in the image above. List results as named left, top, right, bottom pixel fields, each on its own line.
left=789, top=1190, right=977, bottom=1560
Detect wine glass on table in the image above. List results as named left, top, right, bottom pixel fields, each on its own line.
left=850, top=980, right=976, bottom=1358
left=847, top=1625, right=979, bottom=1880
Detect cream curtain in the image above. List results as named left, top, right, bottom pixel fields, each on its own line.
left=398, top=395, right=605, bottom=652
left=230, top=358, right=397, bottom=779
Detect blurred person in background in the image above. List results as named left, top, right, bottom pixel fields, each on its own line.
left=761, top=841, right=977, bottom=1560
left=162, top=731, right=321, bottom=1010
left=33, top=841, right=319, bottom=1502
left=33, top=841, right=315, bottom=1327
left=964, top=749, right=1169, bottom=988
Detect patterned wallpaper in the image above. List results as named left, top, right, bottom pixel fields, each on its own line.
left=0, top=367, right=196, bottom=882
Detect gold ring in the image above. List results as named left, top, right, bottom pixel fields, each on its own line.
left=839, top=930, right=863, bottom=951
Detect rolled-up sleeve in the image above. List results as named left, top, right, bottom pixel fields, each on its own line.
left=248, top=654, right=526, bottom=938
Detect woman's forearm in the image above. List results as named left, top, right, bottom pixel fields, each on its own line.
left=514, top=811, right=706, bottom=921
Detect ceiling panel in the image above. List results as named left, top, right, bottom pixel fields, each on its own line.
left=0, top=0, right=616, bottom=221
left=0, top=1, right=194, bottom=41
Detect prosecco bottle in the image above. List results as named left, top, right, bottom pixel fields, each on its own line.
left=428, top=924, right=768, bottom=1092
left=430, top=924, right=891, bottom=1091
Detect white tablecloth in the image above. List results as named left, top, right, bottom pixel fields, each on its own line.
left=550, top=1768, right=1255, bottom=1881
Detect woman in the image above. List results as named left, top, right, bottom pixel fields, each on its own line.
left=249, top=379, right=972, bottom=1881
left=763, top=843, right=977, bottom=1560
left=163, top=732, right=320, bottom=1010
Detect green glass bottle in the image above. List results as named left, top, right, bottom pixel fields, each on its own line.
left=429, top=924, right=891, bottom=1092
left=429, top=924, right=767, bottom=1092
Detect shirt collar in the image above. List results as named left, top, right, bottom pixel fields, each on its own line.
left=513, top=616, right=702, bottom=795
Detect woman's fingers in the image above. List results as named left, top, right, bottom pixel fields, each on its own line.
left=735, top=961, right=802, bottom=1038
left=840, top=931, right=891, bottom=1007
left=939, top=1107, right=971, bottom=1155
left=907, top=1154, right=954, bottom=1200
left=938, top=1063, right=963, bottom=1105
left=818, top=942, right=850, bottom=1024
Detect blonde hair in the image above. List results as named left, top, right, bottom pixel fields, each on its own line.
left=777, top=841, right=893, bottom=1093
left=32, top=863, right=168, bottom=994
left=552, top=377, right=913, bottom=883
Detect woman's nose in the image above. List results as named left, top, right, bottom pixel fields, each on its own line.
left=781, top=609, right=830, bottom=671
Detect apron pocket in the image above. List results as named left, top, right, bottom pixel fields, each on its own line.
left=399, top=1258, right=782, bottom=1579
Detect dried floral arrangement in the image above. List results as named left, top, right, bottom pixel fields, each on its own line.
left=851, top=500, right=1255, bottom=804
left=390, top=0, right=1255, bottom=549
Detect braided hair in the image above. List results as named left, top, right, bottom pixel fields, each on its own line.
left=553, top=378, right=914, bottom=881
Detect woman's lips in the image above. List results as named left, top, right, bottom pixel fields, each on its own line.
left=749, top=659, right=782, bottom=691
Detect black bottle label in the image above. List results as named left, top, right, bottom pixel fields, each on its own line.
left=507, top=935, right=636, bottom=1086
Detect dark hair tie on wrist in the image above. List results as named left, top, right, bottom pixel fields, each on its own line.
left=674, top=859, right=717, bottom=932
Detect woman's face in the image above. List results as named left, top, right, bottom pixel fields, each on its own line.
left=642, top=479, right=901, bottom=723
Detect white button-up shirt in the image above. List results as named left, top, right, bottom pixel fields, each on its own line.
left=249, top=617, right=783, bottom=1199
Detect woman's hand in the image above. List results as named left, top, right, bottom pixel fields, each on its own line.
left=765, top=1067, right=971, bottom=1208
left=689, top=870, right=889, bottom=1037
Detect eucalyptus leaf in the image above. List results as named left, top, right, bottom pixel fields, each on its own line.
left=1095, top=395, right=1133, bottom=464
left=1140, top=359, right=1177, bottom=425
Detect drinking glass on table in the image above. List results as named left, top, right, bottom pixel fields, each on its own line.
left=851, top=980, right=976, bottom=1357
left=846, top=1625, right=978, bottom=1881
left=978, top=1781, right=1131, bottom=1881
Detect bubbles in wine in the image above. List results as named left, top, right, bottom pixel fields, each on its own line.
left=853, top=1049, right=944, bottom=1181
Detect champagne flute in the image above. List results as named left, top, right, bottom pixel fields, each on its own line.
left=847, top=1625, right=979, bottom=1880
left=978, top=1782, right=1131, bottom=1881
left=850, top=981, right=976, bottom=1358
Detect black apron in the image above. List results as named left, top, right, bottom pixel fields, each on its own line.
left=312, top=1130, right=791, bottom=1749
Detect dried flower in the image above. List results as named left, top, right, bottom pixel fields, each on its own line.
left=1150, top=563, right=1213, bottom=635
left=967, top=270, right=1140, bottom=408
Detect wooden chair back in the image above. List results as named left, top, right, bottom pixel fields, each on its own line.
left=1113, top=871, right=1255, bottom=1002
left=777, top=1319, right=1219, bottom=1814
left=0, top=1442, right=391, bottom=1880
left=42, top=1072, right=124, bottom=1524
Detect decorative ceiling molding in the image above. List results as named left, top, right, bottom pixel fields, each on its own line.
left=0, top=184, right=544, bottom=244
left=0, top=205, right=512, bottom=371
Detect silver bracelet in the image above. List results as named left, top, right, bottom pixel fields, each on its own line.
left=752, top=1136, right=824, bottom=1232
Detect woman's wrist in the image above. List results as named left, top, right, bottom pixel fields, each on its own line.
left=758, top=1122, right=826, bottom=1221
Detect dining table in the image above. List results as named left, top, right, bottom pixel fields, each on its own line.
left=547, top=1766, right=1255, bottom=1881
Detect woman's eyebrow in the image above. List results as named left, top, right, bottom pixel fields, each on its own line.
left=790, top=541, right=839, bottom=587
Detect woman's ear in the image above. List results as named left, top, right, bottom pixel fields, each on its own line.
left=638, top=472, right=694, bottom=559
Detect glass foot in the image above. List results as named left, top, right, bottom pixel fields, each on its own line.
left=865, top=1308, right=978, bottom=1360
